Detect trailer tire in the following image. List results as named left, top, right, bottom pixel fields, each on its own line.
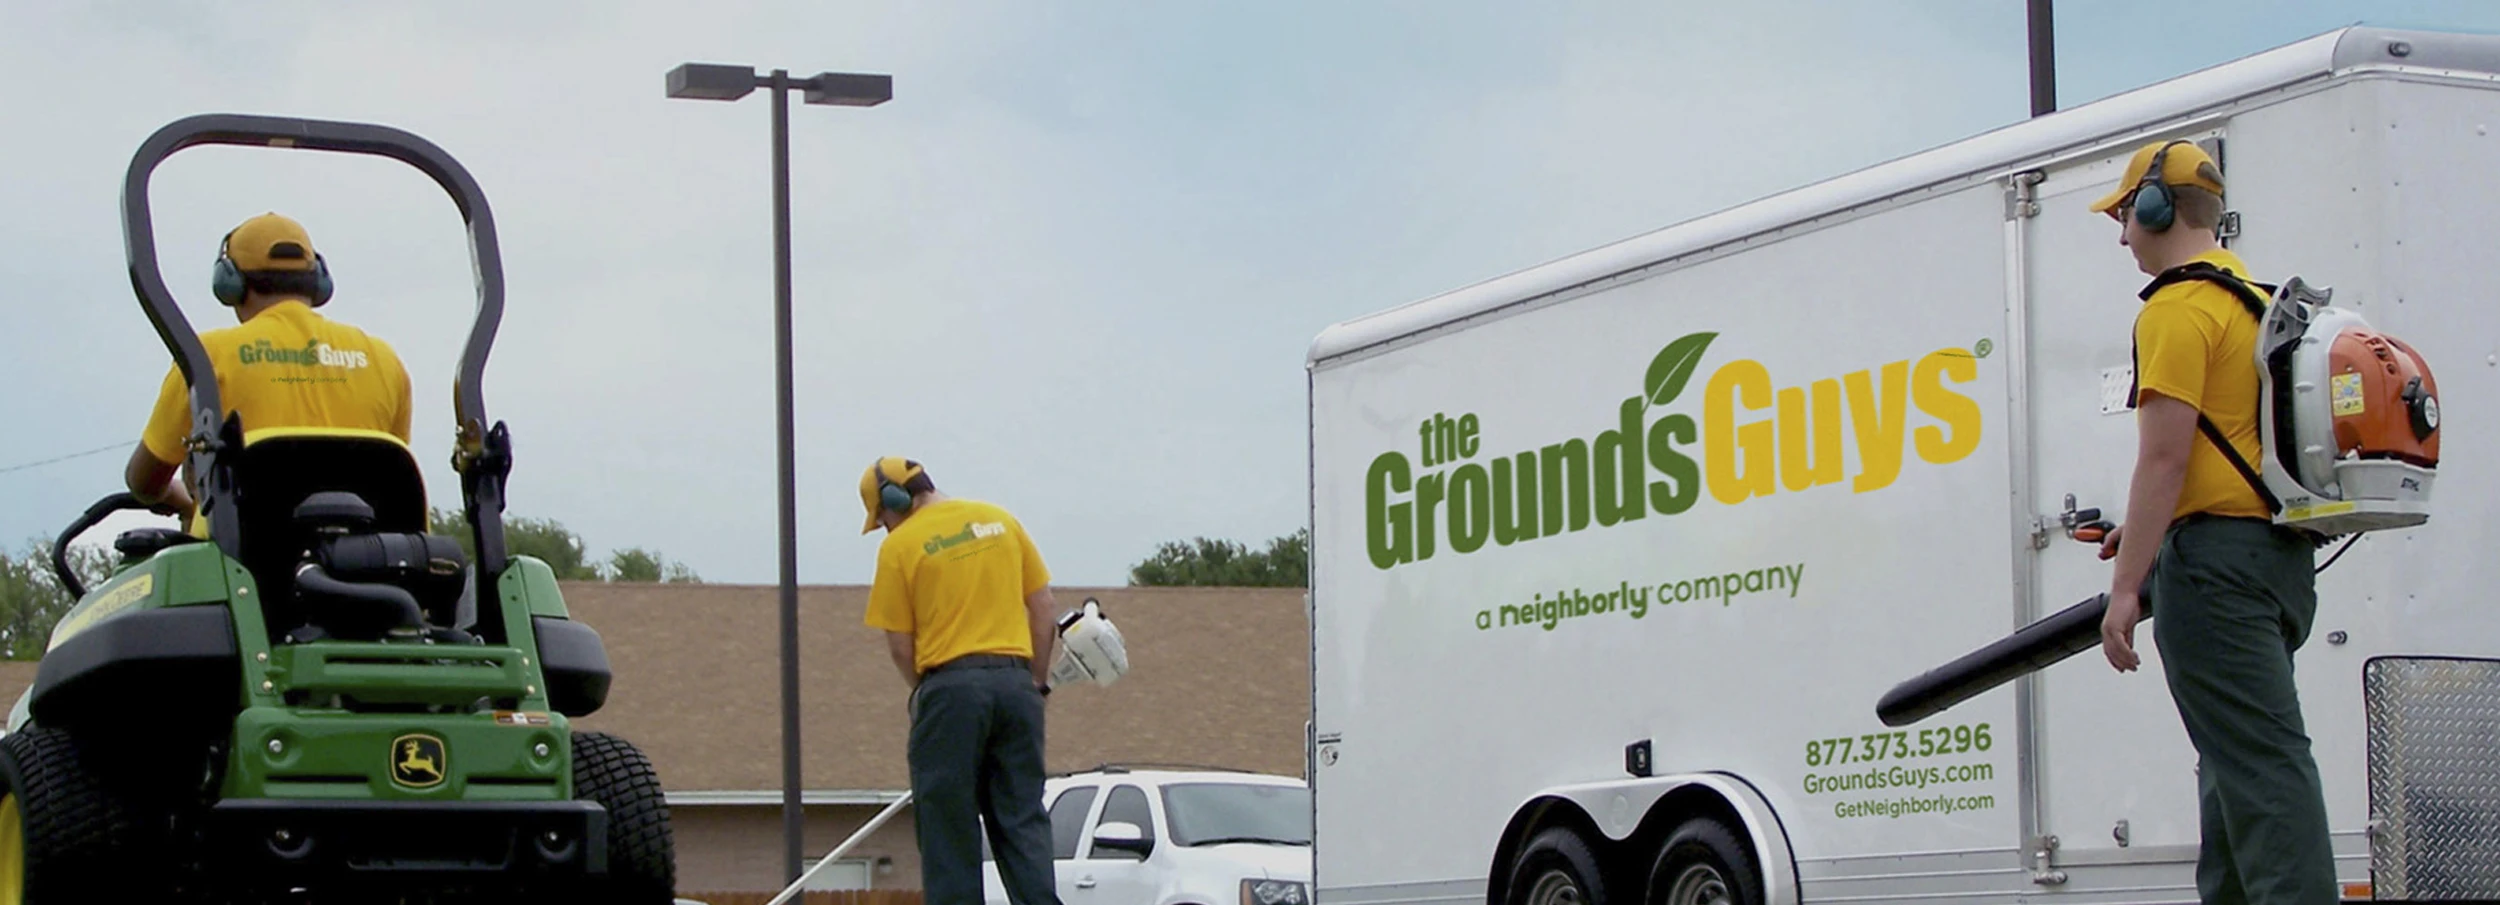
left=1643, top=817, right=1760, bottom=905
left=1507, top=827, right=1609, bottom=905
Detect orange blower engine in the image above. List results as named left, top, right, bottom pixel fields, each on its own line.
left=2252, top=277, right=2441, bottom=536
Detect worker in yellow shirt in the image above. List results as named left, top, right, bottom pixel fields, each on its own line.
left=2090, top=141, right=2334, bottom=905
left=860, top=456, right=1061, bottom=905
left=124, top=213, right=413, bottom=525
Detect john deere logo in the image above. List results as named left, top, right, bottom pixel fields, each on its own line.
left=391, top=734, right=448, bottom=788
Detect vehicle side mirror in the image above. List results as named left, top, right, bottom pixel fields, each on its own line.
left=1092, top=821, right=1152, bottom=857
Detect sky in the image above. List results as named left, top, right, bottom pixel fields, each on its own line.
left=5, top=1, right=2499, bottom=587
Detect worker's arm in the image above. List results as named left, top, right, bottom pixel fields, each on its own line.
left=1026, top=587, right=1059, bottom=691
left=131, top=364, right=195, bottom=516
left=866, top=544, right=917, bottom=689
left=885, top=631, right=918, bottom=690
left=2102, top=393, right=2197, bottom=672
left=123, top=444, right=192, bottom=515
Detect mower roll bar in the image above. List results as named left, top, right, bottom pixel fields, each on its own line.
left=119, top=114, right=514, bottom=603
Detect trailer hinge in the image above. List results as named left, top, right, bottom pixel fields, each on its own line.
left=2217, top=210, right=2242, bottom=244
left=2028, top=834, right=2068, bottom=885
left=2006, top=170, right=2046, bottom=220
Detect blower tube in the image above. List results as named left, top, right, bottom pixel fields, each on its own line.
left=1875, top=593, right=2148, bottom=727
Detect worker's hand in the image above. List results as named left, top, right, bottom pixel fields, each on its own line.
left=2096, top=525, right=2124, bottom=561
left=2101, top=591, right=2142, bottom=673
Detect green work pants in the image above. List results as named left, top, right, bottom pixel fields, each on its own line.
left=2149, top=515, right=2338, bottom=905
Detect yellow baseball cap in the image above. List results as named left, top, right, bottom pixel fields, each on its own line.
left=859, top=456, right=926, bottom=533
left=224, top=212, right=320, bottom=272
left=2088, top=140, right=2225, bottom=215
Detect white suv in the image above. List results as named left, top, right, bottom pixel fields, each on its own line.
left=981, top=766, right=1311, bottom=905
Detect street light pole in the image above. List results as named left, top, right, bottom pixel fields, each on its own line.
left=2027, top=0, right=2057, bottom=117
left=666, top=61, right=893, bottom=886
left=767, top=66, right=807, bottom=891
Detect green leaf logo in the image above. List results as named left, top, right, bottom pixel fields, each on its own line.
left=1643, top=332, right=1719, bottom=408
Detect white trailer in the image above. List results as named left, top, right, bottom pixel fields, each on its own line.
left=1305, top=26, right=2500, bottom=905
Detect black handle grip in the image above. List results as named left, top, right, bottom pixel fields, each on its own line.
left=1876, top=593, right=2147, bottom=727
left=52, top=493, right=147, bottom=601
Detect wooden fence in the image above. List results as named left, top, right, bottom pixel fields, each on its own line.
left=680, top=890, right=924, bottom=905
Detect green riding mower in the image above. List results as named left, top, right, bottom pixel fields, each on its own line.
left=0, top=114, right=675, bottom=903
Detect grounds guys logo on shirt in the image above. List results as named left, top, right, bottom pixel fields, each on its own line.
left=1363, top=332, right=1989, bottom=571
left=238, top=338, right=371, bottom=370
left=924, top=520, right=1008, bottom=556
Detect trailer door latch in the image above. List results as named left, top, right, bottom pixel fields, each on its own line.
left=2029, top=834, right=2068, bottom=885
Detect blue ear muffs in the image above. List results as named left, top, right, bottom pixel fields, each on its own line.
left=210, top=255, right=247, bottom=306
left=212, top=230, right=336, bottom=308
left=2129, top=141, right=2188, bottom=233
left=306, top=255, right=335, bottom=307
left=876, top=460, right=916, bottom=513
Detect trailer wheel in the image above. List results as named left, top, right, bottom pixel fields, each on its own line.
left=1507, top=827, right=1609, bottom=905
left=1643, top=817, right=1760, bottom=905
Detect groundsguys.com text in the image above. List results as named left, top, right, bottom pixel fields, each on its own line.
left=1475, top=562, right=1806, bottom=632
left=1804, top=761, right=1993, bottom=794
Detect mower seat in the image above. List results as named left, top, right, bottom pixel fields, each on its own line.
left=227, top=429, right=433, bottom=643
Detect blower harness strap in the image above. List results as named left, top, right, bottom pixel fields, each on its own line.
left=2132, top=263, right=2353, bottom=568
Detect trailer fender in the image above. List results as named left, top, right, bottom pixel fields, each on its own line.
left=1524, top=773, right=1797, bottom=905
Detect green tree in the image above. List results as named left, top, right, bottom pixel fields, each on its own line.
left=1259, top=527, right=1309, bottom=588
left=429, top=508, right=596, bottom=580
left=429, top=509, right=699, bottom=584
left=602, top=547, right=700, bottom=584
left=606, top=547, right=664, bottom=583
left=1127, top=528, right=1309, bottom=588
left=2, top=540, right=117, bottom=661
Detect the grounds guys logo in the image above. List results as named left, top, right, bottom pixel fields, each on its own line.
left=238, top=338, right=371, bottom=369
left=924, top=521, right=1008, bottom=556
left=1364, top=332, right=1986, bottom=570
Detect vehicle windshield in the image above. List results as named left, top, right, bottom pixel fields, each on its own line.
left=1160, top=782, right=1312, bottom=847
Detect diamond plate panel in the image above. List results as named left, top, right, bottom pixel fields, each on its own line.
left=2367, top=657, right=2500, bottom=900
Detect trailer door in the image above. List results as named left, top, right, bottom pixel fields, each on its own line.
left=2014, top=134, right=2227, bottom=870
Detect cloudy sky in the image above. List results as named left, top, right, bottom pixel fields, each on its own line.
left=5, top=1, right=2496, bottom=586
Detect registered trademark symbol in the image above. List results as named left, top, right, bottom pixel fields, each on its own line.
left=1973, top=338, right=1994, bottom=359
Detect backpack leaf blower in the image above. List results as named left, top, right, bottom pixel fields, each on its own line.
left=1874, top=271, right=2442, bottom=726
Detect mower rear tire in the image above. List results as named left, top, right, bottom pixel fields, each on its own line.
left=573, top=730, right=675, bottom=903
left=0, top=727, right=170, bottom=904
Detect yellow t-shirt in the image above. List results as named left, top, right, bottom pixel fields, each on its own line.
left=864, top=499, right=1053, bottom=673
left=2133, top=249, right=2269, bottom=521
left=140, top=301, right=413, bottom=463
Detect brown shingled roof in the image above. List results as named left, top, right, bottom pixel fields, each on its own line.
left=564, top=583, right=1311, bottom=793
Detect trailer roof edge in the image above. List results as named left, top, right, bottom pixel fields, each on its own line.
left=1308, top=26, right=2495, bottom=366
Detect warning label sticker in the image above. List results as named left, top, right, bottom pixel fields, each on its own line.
left=2332, top=372, right=2365, bottom=416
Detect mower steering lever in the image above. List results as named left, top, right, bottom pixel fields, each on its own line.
left=51, top=492, right=149, bottom=600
